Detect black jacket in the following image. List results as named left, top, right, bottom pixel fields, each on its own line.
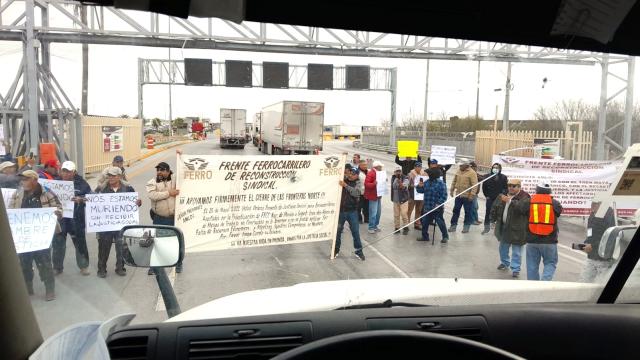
left=482, top=163, right=508, bottom=199
left=63, top=174, right=92, bottom=230
left=426, top=157, right=452, bottom=184
left=340, top=177, right=361, bottom=212
left=585, top=207, right=616, bottom=261
left=516, top=196, right=563, bottom=244
left=395, top=155, right=422, bottom=176
left=491, top=190, right=530, bottom=245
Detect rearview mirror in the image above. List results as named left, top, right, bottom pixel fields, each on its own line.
left=120, top=225, right=184, bottom=268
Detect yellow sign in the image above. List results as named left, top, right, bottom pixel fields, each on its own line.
left=397, top=141, right=419, bottom=158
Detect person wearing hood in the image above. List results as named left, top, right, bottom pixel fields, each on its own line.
left=146, top=161, right=182, bottom=274
left=0, top=161, right=20, bottom=188
left=482, top=163, right=509, bottom=234
left=53, top=161, right=92, bottom=276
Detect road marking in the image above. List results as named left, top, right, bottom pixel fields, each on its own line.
left=155, top=267, right=177, bottom=312
left=272, top=255, right=284, bottom=267
left=366, top=243, right=410, bottom=278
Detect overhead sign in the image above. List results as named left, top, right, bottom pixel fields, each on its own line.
left=492, top=155, right=632, bottom=216
left=38, top=179, right=75, bottom=218
left=430, top=145, right=457, bottom=165
left=175, top=154, right=345, bottom=252
left=397, top=141, right=419, bottom=158
left=85, top=192, right=140, bottom=232
left=102, top=126, right=123, bottom=152
left=7, top=208, right=57, bottom=253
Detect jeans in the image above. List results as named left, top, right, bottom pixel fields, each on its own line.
left=97, top=233, right=124, bottom=272
left=526, top=243, right=558, bottom=281
left=19, top=248, right=54, bottom=292
left=393, top=202, right=409, bottom=229
left=580, top=259, right=614, bottom=283
left=152, top=214, right=182, bottom=266
left=52, top=221, right=89, bottom=271
left=485, top=197, right=497, bottom=225
left=421, top=209, right=448, bottom=241
left=335, top=211, right=363, bottom=254
left=450, top=197, right=474, bottom=226
left=499, top=241, right=523, bottom=272
left=471, top=197, right=479, bottom=223
left=358, top=196, right=369, bottom=222
left=368, top=197, right=382, bottom=230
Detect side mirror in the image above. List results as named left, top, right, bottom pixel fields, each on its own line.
left=598, top=225, right=638, bottom=261
left=120, top=225, right=184, bottom=268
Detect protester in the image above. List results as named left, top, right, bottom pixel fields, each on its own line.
left=482, top=163, right=508, bottom=234
left=364, top=161, right=384, bottom=234
left=352, top=153, right=361, bottom=168
left=416, top=167, right=449, bottom=243
left=146, top=161, right=182, bottom=275
left=491, top=179, right=530, bottom=278
left=449, top=160, right=478, bottom=233
left=0, top=161, right=20, bottom=188
left=407, top=162, right=427, bottom=230
left=469, top=161, right=483, bottom=226
left=427, top=157, right=452, bottom=184
left=96, top=155, right=128, bottom=190
left=334, top=165, right=365, bottom=261
left=357, top=160, right=369, bottom=223
left=95, top=166, right=142, bottom=278
left=9, top=170, right=62, bottom=301
left=580, top=197, right=616, bottom=282
left=517, top=183, right=563, bottom=281
left=391, top=165, right=410, bottom=235
left=395, top=154, right=422, bottom=176
left=53, top=161, right=92, bottom=276
left=39, top=159, right=59, bottom=180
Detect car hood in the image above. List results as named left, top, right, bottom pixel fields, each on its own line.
left=167, top=278, right=601, bottom=322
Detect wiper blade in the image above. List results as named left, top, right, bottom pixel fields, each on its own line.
left=336, top=299, right=432, bottom=310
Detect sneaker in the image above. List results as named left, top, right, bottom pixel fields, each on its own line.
left=148, top=268, right=155, bottom=275
left=333, top=250, right=340, bottom=259
left=115, top=268, right=127, bottom=277
left=97, top=271, right=107, bottom=278
left=402, top=228, right=409, bottom=235
left=80, top=268, right=90, bottom=276
left=368, top=229, right=376, bottom=234
left=355, top=252, right=366, bottom=261
left=461, top=226, right=470, bottom=233
left=45, top=291, right=56, bottom=302
left=394, top=228, right=399, bottom=232
left=441, top=237, right=449, bottom=244
left=375, top=227, right=382, bottom=232
left=176, top=263, right=183, bottom=273
left=497, top=264, right=508, bottom=271
left=448, top=225, right=457, bottom=232
left=512, top=271, right=520, bottom=278
left=481, top=227, right=491, bottom=235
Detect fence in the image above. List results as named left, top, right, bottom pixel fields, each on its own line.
left=474, top=130, right=593, bottom=167
left=82, top=116, right=142, bottom=174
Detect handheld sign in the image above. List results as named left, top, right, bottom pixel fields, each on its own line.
left=7, top=208, right=57, bottom=253
left=85, top=192, right=140, bottom=232
left=430, top=145, right=457, bottom=165
left=397, top=141, right=419, bottom=158
left=38, top=179, right=75, bottom=218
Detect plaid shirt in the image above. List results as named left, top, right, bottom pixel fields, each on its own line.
left=416, top=179, right=447, bottom=211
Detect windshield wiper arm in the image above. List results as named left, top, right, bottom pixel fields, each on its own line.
left=336, top=299, right=432, bottom=310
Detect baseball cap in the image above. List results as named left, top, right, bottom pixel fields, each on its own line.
left=458, top=159, right=471, bottom=166
left=61, top=161, right=77, bottom=171
left=429, top=159, right=438, bottom=164
left=19, top=170, right=39, bottom=180
left=350, top=167, right=360, bottom=175
left=0, top=161, right=17, bottom=172
left=113, top=155, right=124, bottom=163
left=106, top=166, right=123, bottom=176
left=394, top=165, right=402, bottom=172
left=414, top=162, right=423, bottom=168
left=507, top=179, right=522, bottom=186
left=155, top=162, right=170, bottom=171
left=372, top=160, right=383, bottom=168
left=44, top=159, right=58, bottom=168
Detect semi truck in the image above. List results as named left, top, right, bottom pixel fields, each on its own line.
left=252, top=112, right=262, bottom=147
left=260, top=101, right=324, bottom=155
left=219, top=108, right=247, bottom=149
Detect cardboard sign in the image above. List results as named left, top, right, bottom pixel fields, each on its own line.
left=2, top=188, right=16, bottom=208
left=430, top=145, right=457, bottom=165
left=7, top=208, right=57, bottom=253
left=397, top=141, right=419, bottom=158
left=376, top=170, right=388, bottom=196
left=85, top=192, right=139, bottom=232
left=413, top=176, right=429, bottom=201
left=38, top=179, right=75, bottom=218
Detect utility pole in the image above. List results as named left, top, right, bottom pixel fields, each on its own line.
left=81, top=5, right=88, bottom=115
left=502, top=62, right=512, bottom=131
left=475, top=61, right=481, bottom=119
left=422, top=60, right=430, bottom=151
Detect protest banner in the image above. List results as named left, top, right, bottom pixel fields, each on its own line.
left=38, top=179, right=74, bottom=218
left=7, top=208, right=57, bottom=253
left=492, top=155, right=633, bottom=216
left=376, top=170, right=388, bottom=196
left=397, top=141, right=419, bottom=158
left=430, top=145, right=457, bottom=165
left=2, top=188, right=16, bottom=208
left=175, top=154, right=346, bottom=252
left=85, top=192, right=139, bottom=232
left=413, top=176, right=429, bottom=201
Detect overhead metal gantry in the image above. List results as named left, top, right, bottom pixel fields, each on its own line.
left=0, top=0, right=635, bottom=163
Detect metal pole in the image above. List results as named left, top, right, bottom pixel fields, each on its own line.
left=168, top=18, right=174, bottom=136
left=475, top=60, right=481, bottom=119
left=138, top=58, right=145, bottom=144
left=81, top=5, right=89, bottom=115
left=421, top=60, right=430, bottom=151
left=24, top=0, right=39, bottom=158
left=502, top=62, right=511, bottom=131
left=597, top=55, right=609, bottom=160
left=389, top=68, right=397, bottom=150
left=40, top=4, right=54, bottom=153
left=623, top=57, right=635, bottom=149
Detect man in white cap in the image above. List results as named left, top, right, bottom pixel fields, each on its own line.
left=0, top=160, right=19, bottom=188
left=94, top=166, right=142, bottom=278
left=449, top=159, right=478, bottom=233
left=391, top=165, right=410, bottom=235
left=364, top=160, right=385, bottom=233
left=52, top=161, right=92, bottom=276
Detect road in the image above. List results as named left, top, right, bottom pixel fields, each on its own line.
left=30, top=139, right=591, bottom=338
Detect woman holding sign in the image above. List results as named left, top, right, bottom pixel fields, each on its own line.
left=94, top=167, right=142, bottom=278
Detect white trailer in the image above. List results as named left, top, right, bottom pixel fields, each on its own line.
left=219, top=108, right=247, bottom=149
left=260, top=101, right=324, bottom=155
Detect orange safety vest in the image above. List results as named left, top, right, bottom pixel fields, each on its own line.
left=528, top=194, right=555, bottom=236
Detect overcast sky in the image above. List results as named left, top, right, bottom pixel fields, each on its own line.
left=0, top=6, right=638, bottom=126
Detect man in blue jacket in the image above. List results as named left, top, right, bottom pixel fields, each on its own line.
left=416, top=168, right=449, bottom=243
left=333, top=165, right=365, bottom=261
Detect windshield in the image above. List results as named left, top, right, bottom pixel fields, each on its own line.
left=1, top=2, right=640, bottom=340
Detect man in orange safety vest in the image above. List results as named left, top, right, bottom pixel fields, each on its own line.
left=516, top=183, right=563, bottom=281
